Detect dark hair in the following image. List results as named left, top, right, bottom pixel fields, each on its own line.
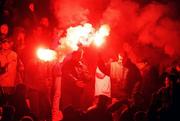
left=166, top=73, right=178, bottom=83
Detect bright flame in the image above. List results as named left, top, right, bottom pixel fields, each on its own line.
left=65, top=23, right=94, bottom=50
left=59, top=23, right=110, bottom=52
left=37, top=48, right=57, bottom=61
left=94, top=24, right=110, bottom=47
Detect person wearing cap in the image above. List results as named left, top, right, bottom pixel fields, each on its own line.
left=0, top=39, right=17, bottom=100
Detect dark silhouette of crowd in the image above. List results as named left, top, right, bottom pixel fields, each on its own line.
left=0, top=0, right=180, bottom=121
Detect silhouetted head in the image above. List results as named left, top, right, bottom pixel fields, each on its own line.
left=71, top=49, right=84, bottom=62
left=132, top=92, right=144, bottom=105
left=1, top=39, right=13, bottom=50
left=0, top=24, right=8, bottom=35
left=97, top=95, right=111, bottom=108
left=165, top=73, right=178, bottom=88
left=122, top=57, right=132, bottom=67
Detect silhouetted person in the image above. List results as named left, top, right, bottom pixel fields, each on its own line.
left=147, top=73, right=180, bottom=121
left=0, top=39, right=17, bottom=105
left=122, top=58, right=142, bottom=98
left=8, top=83, right=31, bottom=121
left=84, top=95, right=112, bottom=121
left=119, top=92, right=145, bottom=121
left=62, top=105, right=83, bottom=121
left=60, top=49, right=91, bottom=111
left=97, top=53, right=128, bottom=99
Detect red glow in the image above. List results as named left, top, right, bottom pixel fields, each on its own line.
left=58, top=23, right=110, bottom=54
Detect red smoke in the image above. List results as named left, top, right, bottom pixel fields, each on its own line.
left=51, top=0, right=180, bottom=65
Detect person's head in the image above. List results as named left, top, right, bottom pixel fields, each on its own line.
left=72, top=49, right=84, bottom=62
left=33, top=26, right=43, bottom=36
left=0, top=24, right=8, bottom=35
left=118, top=54, right=123, bottom=63
left=122, top=57, right=131, bottom=67
left=132, top=92, right=144, bottom=105
left=40, top=17, right=49, bottom=28
left=29, top=2, right=35, bottom=12
left=1, top=39, right=13, bottom=50
left=165, top=73, right=178, bottom=88
left=96, top=95, right=111, bottom=108
left=15, top=27, right=25, bottom=41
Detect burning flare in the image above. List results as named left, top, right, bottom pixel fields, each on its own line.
left=59, top=23, right=110, bottom=52
left=94, top=24, right=110, bottom=47
left=37, top=48, right=57, bottom=61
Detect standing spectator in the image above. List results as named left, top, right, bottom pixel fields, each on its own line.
left=122, top=58, right=142, bottom=98
left=97, top=53, right=128, bottom=99
left=51, top=50, right=65, bottom=121
left=60, top=48, right=91, bottom=111
left=0, top=39, right=17, bottom=104
left=24, top=58, right=52, bottom=121
left=8, top=84, right=32, bottom=121
left=147, top=73, right=180, bottom=121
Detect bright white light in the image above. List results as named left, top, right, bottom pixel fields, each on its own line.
left=94, top=24, right=110, bottom=47
left=59, top=23, right=110, bottom=52
left=37, top=48, right=57, bottom=61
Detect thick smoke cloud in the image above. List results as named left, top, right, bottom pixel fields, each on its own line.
left=51, top=0, right=180, bottom=65
left=51, top=0, right=89, bottom=28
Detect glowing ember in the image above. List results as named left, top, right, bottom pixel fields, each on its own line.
left=37, top=48, right=57, bottom=61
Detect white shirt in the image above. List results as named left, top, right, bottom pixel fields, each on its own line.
left=95, top=67, right=111, bottom=97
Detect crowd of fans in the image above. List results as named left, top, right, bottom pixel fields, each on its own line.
left=0, top=0, right=180, bottom=121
